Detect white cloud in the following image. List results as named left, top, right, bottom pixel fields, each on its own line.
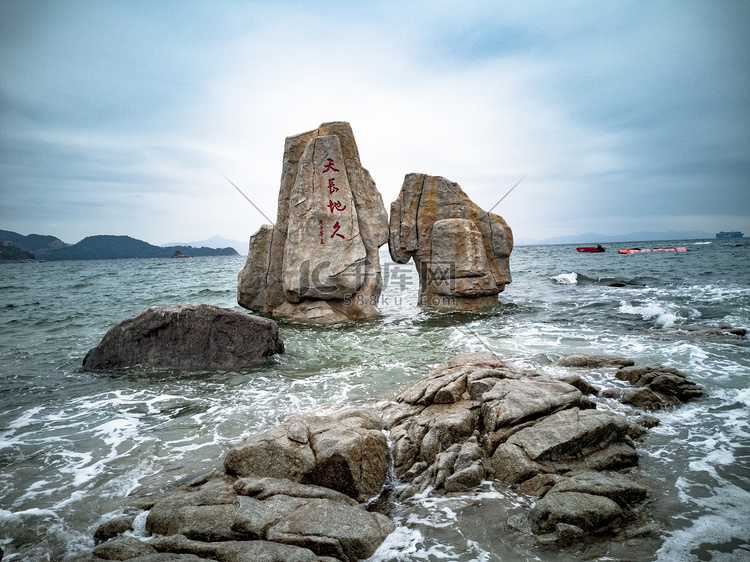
left=1, top=0, right=748, bottom=245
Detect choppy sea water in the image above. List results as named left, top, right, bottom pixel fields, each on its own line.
left=1, top=239, right=748, bottom=561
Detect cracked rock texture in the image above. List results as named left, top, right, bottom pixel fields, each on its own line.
left=237, top=122, right=388, bottom=323
left=86, top=352, right=705, bottom=558
left=388, top=174, right=513, bottom=310
left=224, top=407, right=390, bottom=504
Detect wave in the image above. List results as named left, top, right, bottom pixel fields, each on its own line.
left=550, top=271, right=647, bottom=288
left=618, top=300, right=680, bottom=328
left=550, top=272, right=578, bottom=284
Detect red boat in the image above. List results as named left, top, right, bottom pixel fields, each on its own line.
left=577, top=245, right=606, bottom=253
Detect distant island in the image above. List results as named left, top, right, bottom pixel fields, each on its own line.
left=0, top=230, right=239, bottom=262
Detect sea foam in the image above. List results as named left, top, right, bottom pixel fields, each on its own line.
left=551, top=272, right=578, bottom=284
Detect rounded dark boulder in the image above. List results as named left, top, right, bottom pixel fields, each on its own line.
left=82, top=303, right=284, bottom=370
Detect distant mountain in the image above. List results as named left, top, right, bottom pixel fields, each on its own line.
left=0, top=242, right=36, bottom=262
left=163, top=235, right=247, bottom=255
left=0, top=230, right=239, bottom=261
left=515, top=230, right=714, bottom=246
left=0, top=229, right=67, bottom=253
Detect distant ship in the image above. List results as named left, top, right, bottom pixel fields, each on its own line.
left=716, top=231, right=744, bottom=239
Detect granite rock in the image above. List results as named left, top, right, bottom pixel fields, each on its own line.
left=82, top=304, right=284, bottom=370
left=388, top=173, right=513, bottom=310
left=224, top=407, right=389, bottom=503
left=615, top=364, right=704, bottom=407
left=556, top=354, right=635, bottom=368
left=237, top=122, right=388, bottom=323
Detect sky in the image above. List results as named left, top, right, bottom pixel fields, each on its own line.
left=1, top=0, right=749, bottom=246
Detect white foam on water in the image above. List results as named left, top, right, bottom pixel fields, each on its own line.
left=619, top=299, right=679, bottom=327
left=690, top=447, right=735, bottom=470
left=92, top=416, right=142, bottom=449
left=9, top=480, right=53, bottom=506
left=124, top=510, right=149, bottom=538
left=7, top=405, right=44, bottom=430
left=734, top=388, right=750, bottom=408
left=657, top=481, right=750, bottom=562
left=551, top=272, right=578, bottom=284
left=366, top=522, right=461, bottom=561
left=0, top=507, right=60, bottom=522
left=663, top=342, right=710, bottom=368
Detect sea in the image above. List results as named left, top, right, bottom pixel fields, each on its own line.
left=1, top=239, right=749, bottom=561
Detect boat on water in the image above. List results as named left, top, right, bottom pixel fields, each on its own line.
left=576, top=245, right=606, bottom=253
left=716, top=231, right=744, bottom=239
left=618, top=247, right=687, bottom=254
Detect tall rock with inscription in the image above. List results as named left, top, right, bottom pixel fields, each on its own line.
left=389, top=173, right=513, bottom=310
left=238, top=122, right=389, bottom=323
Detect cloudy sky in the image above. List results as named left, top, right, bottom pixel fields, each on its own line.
left=1, top=0, right=748, bottom=246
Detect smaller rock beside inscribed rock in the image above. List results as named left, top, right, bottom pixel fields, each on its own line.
left=389, top=173, right=513, bottom=311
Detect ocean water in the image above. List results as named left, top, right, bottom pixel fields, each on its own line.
left=1, top=239, right=749, bottom=561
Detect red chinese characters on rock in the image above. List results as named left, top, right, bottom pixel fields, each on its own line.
left=328, top=178, right=338, bottom=195
left=322, top=158, right=339, bottom=173
left=331, top=221, right=345, bottom=239
left=327, top=200, right=346, bottom=213
left=322, top=157, right=345, bottom=241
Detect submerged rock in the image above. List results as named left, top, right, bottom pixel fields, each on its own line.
left=669, top=324, right=747, bottom=339
left=388, top=174, right=513, bottom=310
left=556, top=354, right=635, bottom=368
left=237, top=122, right=389, bottom=323
left=94, top=516, right=136, bottom=544
left=82, top=304, right=284, bottom=370
left=92, top=535, right=157, bottom=559
left=556, top=355, right=704, bottom=412
left=529, top=491, right=624, bottom=534
left=614, top=364, right=704, bottom=408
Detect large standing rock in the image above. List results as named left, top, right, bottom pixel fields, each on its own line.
left=82, top=304, right=284, bottom=370
left=237, top=122, right=389, bottom=323
left=388, top=174, right=513, bottom=310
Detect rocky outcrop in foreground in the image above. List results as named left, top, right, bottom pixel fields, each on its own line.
left=389, top=174, right=513, bottom=310
left=82, top=304, right=284, bottom=370
left=603, top=364, right=704, bottom=411
left=86, top=352, right=704, bottom=559
left=224, top=407, right=390, bottom=504
left=237, top=122, right=389, bottom=323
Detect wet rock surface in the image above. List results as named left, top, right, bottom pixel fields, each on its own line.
left=92, top=472, right=391, bottom=562
left=600, top=364, right=704, bottom=410
left=556, top=353, right=635, bottom=368
left=82, top=304, right=284, bottom=370
left=86, top=352, right=705, bottom=558
left=223, top=407, right=390, bottom=503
